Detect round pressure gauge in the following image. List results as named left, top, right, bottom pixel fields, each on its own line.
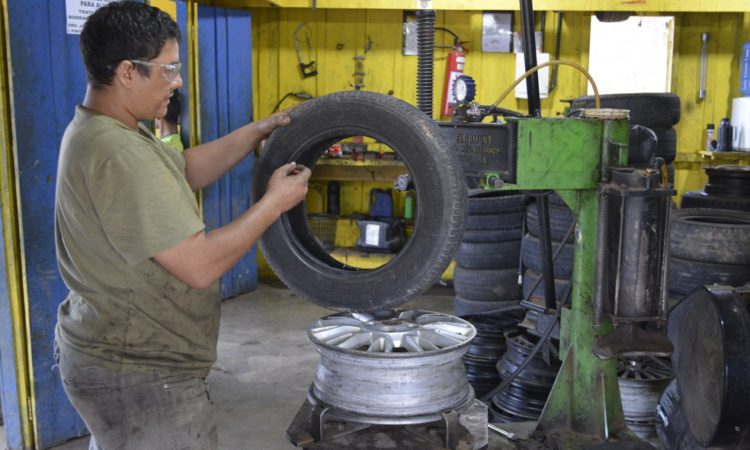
left=453, top=75, right=476, bottom=104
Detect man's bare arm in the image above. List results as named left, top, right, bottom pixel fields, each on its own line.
left=154, top=163, right=310, bottom=289
left=182, top=112, right=290, bottom=191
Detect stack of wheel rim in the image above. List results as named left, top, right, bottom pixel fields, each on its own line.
left=681, top=165, right=750, bottom=212
left=452, top=190, right=525, bottom=317
left=307, top=310, right=477, bottom=424
left=490, top=328, right=560, bottom=423
left=668, top=208, right=750, bottom=304
left=570, top=93, right=680, bottom=182
left=460, top=312, right=523, bottom=399
left=520, top=194, right=574, bottom=309
left=618, top=356, right=674, bottom=439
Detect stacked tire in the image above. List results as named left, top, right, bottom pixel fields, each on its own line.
left=571, top=93, right=680, bottom=182
left=453, top=191, right=525, bottom=317
left=668, top=208, right=750, bottom=302
left=681, top=165, right=750, bottom=212
left=520, top=195, right=575, bottom=307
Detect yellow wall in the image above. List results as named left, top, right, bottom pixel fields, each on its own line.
left=249, top=7, right=750, bottom=277
left=150, top=0, right=177, bottom=19
left=250, top=8, right=750, bottom=195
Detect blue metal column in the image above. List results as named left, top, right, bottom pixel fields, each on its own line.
left=0, top=212, right=23, bottom=450
left=5, top=1, right=90, bottom=448
left=196, top=6, right=257, bottom=299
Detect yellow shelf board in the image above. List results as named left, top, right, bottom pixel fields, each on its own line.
left=316, top=157, right=406, bottom=168
left=329, top=247, right=455, bottom=280
left=199, top=0, right=750, bottom=12
left=698, top=150, right=750, bottom=163
left=674, top=151, right=705, bottom=163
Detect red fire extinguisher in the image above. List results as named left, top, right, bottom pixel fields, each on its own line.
left=441, top=43, right=466, bottom=117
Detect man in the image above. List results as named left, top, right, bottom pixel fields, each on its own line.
left=159, top=89, right=183, bottom=151
left=53, top=2, right=310, bottom=449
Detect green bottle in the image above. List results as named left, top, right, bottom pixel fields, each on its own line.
left=404, top=192, right=414, bottom=220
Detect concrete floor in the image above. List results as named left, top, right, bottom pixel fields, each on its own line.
left=44, top=280, right=456, bottom=450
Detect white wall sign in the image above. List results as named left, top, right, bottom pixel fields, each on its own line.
left=65, top=0, right=117, bottom=35
left=587, top=16, right=675, bottom=94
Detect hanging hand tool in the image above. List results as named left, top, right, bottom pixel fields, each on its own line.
left=351, top=37, right=372, bottom=90
left=294, top=22, right=318, bottom=78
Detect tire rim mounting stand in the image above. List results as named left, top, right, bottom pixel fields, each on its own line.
left=481, top=112, right=674, bottom=447
left=470, top=1, right=674, bottom=446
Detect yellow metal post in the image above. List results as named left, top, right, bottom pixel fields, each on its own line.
left=0, top=0, right=33, bottom=447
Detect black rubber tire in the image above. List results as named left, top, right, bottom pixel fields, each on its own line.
left=705, top=165, right=750, bottom=197
left=628, top=125, right=657, bottom=163
left=570, top=93, right=680, bottom=128
left=523, top=192, right=567, bottom=207
left=525, top=201, right=576, bottom=242
left=521, top=269, right=571, bottom=302
left=467, top=190, right=525, bottom=215
left=453, top=267, right=521, bottom=302
left=465, top=211, right=525, bottom=230
left=681, top=190, right=750, bottom=212
left=255, top=91, right=466, bottom=311
left=667, top=256, right=750, bottom=296
left=655, top=380, right=704, bottom=449
left=462, top=227, right=522, bottom=243
left=454, top=240, right=522, bottom=270
left=521, top=233, right=575, bottom=278
left=670, top=208, right=750, bottom=265
left=454, top=296, right=520, bottom=318
left=653, top=127, right=677, bottom=163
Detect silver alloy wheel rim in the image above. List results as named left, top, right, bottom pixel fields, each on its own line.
left=618, top=356, right=673, bottom=435
left=308, top=310, right=476, bottom=424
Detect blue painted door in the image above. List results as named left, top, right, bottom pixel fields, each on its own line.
left=0, top=212, right=23, bottom=450
left=194, top=5, right=258, bottom=299
left=1, top=2, right=255, bottom=447
left=4, top=1, right=89, bottom=448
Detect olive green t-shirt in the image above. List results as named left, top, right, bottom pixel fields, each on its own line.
left=55, top=106, right=219, bottom=373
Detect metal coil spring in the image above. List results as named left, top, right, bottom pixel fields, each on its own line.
left=416, top=10, right=435, bottom=117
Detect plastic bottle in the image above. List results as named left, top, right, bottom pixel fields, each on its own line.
left=741, top=42, right=750, bottom=96
left=706, top=123, right=715, bottom=151
left=326, top=181, right=340, bottom=215
left=717, top=118, right=733, bottom=152
left=404, top=191, right=414, bottom=220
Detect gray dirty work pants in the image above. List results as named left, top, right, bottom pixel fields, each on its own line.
left=57, top=346, right=217, bottom=450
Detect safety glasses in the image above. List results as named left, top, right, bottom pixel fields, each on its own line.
left=130, top=59, right=182, bottom=82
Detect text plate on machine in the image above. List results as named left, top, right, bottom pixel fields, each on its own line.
left=438, top=122, right=517, bottom=185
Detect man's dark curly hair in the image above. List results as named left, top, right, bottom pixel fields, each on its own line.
left=80, top=1, right=181, bottom=88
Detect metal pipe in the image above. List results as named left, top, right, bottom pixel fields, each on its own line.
left=549, top=12, right=563, bottom=92
left=593, top=192, right=609, bottom=325
left=520, top=0, right=541, bottom=116
left=657, top=196, right=671, bottom=319
left=698, top=32, right=709, bottom=100
left=536, top=196, right=557, bottom=309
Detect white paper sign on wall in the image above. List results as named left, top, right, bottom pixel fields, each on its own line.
left=588, top=16, right=675, bottom=94
left=65, top=0, right=117, bottom=35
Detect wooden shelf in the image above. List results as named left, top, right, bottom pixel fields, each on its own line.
left=698, top=150, right=750, bottom=164
left=311, top=157, right=408, bottom=181
left=329, top=247, right=455, bottom=280
left=316, top=157, right=406, bottom=168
